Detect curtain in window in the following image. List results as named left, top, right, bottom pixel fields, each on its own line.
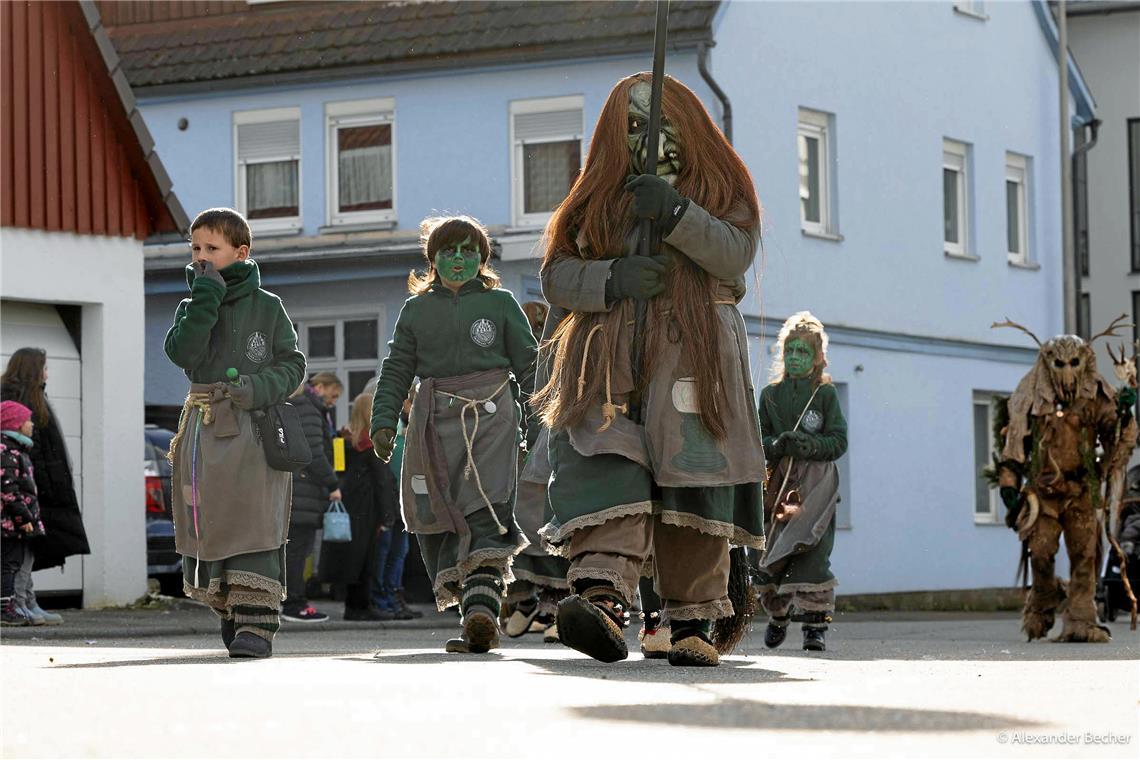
left=338, top=125, right=393, bottom=213
left=247, top=160, right=299, bottom=219
left=523, top=140, right=579, bottom=214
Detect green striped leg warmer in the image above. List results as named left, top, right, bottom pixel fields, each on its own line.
left=234, top=605, right=280, bottom=641
left=461, top=569, right=505, bottom=621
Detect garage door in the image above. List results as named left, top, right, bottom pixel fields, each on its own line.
left=0, top=300, right=83, bottom=594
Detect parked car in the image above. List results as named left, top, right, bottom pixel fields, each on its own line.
left=144, top=424, right=181, bottom=594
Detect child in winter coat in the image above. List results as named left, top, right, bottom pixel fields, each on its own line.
left=164, top=208, right=306, bottom=658
left=1, top=401, right=45, bottom=626
left=371, top=215, right=537, bottom=653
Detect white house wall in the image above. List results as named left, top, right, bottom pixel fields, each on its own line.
left=1, top=227, right=147, bottom=607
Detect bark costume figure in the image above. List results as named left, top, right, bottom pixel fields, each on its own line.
left=371, top=216, right=536, bottom=654
left=502, top=301, right=570, bottom=641
left=533, top=73, right=765, bottom=667
left=993, top=319, right=1138, bottom=642
left=755, top=312, right=847, bottom=652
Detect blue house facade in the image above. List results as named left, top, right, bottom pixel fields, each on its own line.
left=110, top=0, right=1094, bottom=595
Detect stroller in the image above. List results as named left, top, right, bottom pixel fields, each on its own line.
left=1098, top=465, right=1140, bottom=622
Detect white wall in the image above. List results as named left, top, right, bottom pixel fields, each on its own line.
left=0, top=227, right=147, bottom=607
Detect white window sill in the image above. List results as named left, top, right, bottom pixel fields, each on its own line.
left=953, top=7, right=989, bottom=21
left=974, top=516, right=1003, bottom=526
left=319, top=220, right=398, bottom=235
left=1008, top=258, right=1040, bottom=271
left=802, top=228, right=844, bottom=243
left=944, top=250, right=979, bottom=262
left=250, top=225, right=303, bottom=240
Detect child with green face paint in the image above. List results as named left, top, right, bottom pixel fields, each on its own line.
left=371, top=215, right=538, bottom=654
left=756, top=312, right=848, bottom=653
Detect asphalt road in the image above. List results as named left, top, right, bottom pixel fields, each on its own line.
left=2, top=612, right=1137, bottom=759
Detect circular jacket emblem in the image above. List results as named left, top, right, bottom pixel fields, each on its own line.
left=470, top=319, right=496, bottom=348
left=801, top=409, right=824, bottom=434
left=245, top=331, right=270, bottom=364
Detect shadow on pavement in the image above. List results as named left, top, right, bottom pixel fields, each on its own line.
left=568, top=698, right=1043, bottom=732
left=48, top=652, right=323, bottom=668
left=357, top=648, right=806, bottom=686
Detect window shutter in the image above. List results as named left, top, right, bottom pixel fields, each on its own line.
left=237, top=120, right=300, bottom=162
left=514, top=109, right=582, bottom=143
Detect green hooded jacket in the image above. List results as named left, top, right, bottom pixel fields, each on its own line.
left=371, top=278, right=537, bottom=433
left=164, top=260, right=306, bottom=409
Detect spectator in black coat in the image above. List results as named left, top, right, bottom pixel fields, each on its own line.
left=320, top=392, right=399, bottom=620
left=1, top=348, right=88, bottom=625
left=282, top=374, right=342, bottom=623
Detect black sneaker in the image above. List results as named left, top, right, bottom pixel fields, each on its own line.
left=281, top=605, right=329, bottom=623
left=1, top=607, right=29, bottom=627
left=228, top=631, right=273, bottom=658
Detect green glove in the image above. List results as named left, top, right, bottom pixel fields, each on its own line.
left=606, top=255, right=668, bottom=302
left=372, top=428, right=397, bottom=463
left=1118, top=386, right=1137, bottom=412
left=788, top=433, right=817, bottom=460
left=227, top=375, right=255, bottom=409
left=624, top=174, right=687, bottom=234
left=192, top=260, right=226, bottom=291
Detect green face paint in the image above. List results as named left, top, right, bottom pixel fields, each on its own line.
left=628, top=81, right=682, bottom=184
left=784, top=338, right=816, bottom=379
left=434, top=236, right=481, bottom=287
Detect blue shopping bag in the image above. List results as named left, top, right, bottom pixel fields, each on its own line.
left=322, top=501, right=352, bottom=543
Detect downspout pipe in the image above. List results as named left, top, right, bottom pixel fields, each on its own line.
left=698, top=41, right=732, bottom=145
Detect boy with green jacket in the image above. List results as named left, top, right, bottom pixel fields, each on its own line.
left=165, top=208, right=306, bottom=659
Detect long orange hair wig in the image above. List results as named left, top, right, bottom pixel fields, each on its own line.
left=533, top=73, right=760, bottom=437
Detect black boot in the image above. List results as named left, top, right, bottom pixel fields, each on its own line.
left=556, top=585, right=629, bottom=663
left=220, top=616, right=236, bottom=648
left=228, top=631, right=272, bottom=658
left=802, top=626, right=826, bottom=651
left=764, top=617, right=789, bottom=649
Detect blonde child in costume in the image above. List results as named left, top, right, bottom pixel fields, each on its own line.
left=165, top=208, right=306, bottom=658
left=371, top=216, right=537, bottom=654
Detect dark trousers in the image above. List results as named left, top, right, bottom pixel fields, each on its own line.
left=371, top=528, right=410, bottom=609
left=2, top=537, right=27, bottom=599
left=284, top=525, right=317, bottom=612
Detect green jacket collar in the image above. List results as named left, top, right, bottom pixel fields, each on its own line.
left=428, top=276, right=491, bottom=297
left=184, top=260, right=261, bottom=302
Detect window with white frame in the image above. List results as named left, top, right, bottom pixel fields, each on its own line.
left=326, top=98, right=396, bottom=227
left=943, top=139, right=970, bottom=257
left=973, top=392, right=1003, bottom=524
left=294, top=311, right=385, bottom=426
left=798, top=108, right=835, bottom=236
left=510, top=96, right=583, bottom=228
left=1006, top=153, right=1030, bottom=264
left=234, top=107, right=301, bottom=233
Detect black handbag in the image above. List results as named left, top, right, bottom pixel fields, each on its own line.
left=251, top=401, right=312, bottom=472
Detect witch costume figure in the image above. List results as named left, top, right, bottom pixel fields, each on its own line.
left=755, top=312, right=847, bottom=653
left=533, top=73, right=765, bottom=667
left=992, top=317, right=1137, bottom=642
left=371, top=216, right=536, bottom=654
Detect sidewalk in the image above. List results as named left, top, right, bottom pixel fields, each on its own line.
left=0, top=598, right=452, bottom=642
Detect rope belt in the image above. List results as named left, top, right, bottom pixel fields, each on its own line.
left=434, top=378, right=512, bottom=536
left=578, top=324, right=626, bottom=433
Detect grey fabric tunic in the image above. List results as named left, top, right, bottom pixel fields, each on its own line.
left=541, top=200, right=766, bottom=548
